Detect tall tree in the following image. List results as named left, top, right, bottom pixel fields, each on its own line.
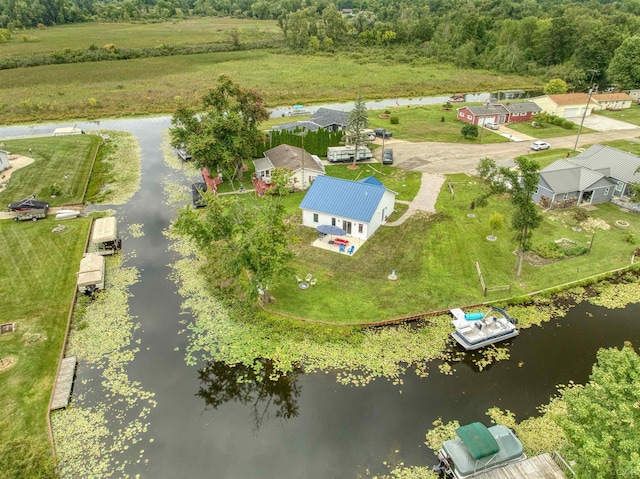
left=608, top=35, right=640, bottom=90
left=172, top=194, right=292, bottom=303
left=347, top=94, right=369, bottom=168
left=554, top=342, right=640, bottom=478
left=543, top=78, right=568, bottom=94
left=475, top=157, right=542, bottom=277
left=170, top=75, right=269, bottom=182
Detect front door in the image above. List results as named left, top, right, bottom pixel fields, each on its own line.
left=343, top=221, right=352, bottom=234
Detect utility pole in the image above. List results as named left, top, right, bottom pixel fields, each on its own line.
left=574, top=69, right=599, bottom=152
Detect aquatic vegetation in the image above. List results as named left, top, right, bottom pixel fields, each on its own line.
left=94, top=130, right=141, bottom=205
left=52, top=256, right=156, bottom=478
left=127, top=223, right=144, bottom=238
left=587, top=281, right=640, bottom=309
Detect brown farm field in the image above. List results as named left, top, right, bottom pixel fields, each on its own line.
left=0, top=19, right=539, bottom=124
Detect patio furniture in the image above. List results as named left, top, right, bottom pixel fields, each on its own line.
left=310, top=278, right=317, bottom=287
left=339, top=243, right=345, bottom=252
left=296, top=274, right=303, bottom=283
left=347, top=245, right=355, bottom=255
left=305, top=273, right=312, bottom=282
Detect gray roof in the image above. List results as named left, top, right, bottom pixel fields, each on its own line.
left=463, top=104, right=509, bottom=116
left=503, top=102, right=541, bottom=114
left=263, top=144, right=324, bottom=173
left=571, top=144, right=640, bottom=184
left=309, top=108, right=350, bottom=128
left=539, top=159, right=613, bottom=193
left=253, top=157, right=273, bottom=173
left=270, top=120, right=321, bottom=133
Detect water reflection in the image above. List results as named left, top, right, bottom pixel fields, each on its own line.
left=197, top=359, right=301, bottom=430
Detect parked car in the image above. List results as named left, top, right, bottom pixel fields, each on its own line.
left=8, top=196, right=49, bottom=211
left=177, top=145, right=192, bottom=161
left=383, top=148, right=394, bottom=165
left=531, top=141, right=551, bottom=151
left=374, top=128, right=393, bottom=138
left=484, top=121, right=499, bottom=130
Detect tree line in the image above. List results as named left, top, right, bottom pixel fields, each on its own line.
left=2, top=0, right=640, bottom=87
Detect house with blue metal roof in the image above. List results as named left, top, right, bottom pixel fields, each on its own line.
left=299, top=175, right=397, bottom=241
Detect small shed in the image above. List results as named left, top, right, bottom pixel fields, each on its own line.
left=77, top=253, right=105, bottom=293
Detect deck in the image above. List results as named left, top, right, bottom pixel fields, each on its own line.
left=473, top=454, right=567, bottom=479
left=50, top=356, right=77, bottom=410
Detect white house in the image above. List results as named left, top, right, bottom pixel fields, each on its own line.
left=253, top=144, right=324, bottom=190
left=299, top=175, right=397, bottom=241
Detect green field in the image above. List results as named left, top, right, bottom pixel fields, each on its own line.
left=0, top=18, right=539, bottom=124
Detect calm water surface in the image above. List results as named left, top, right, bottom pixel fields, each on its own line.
left=2, top=112, right=638, bottom=478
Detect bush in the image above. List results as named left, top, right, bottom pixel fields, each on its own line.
left=461, top=124, right=478, bottom=139
left=49, top=183, right=62, bottom=196
left=565, top=245, right=589, bottom=257
left=573, top=208, right=588, bottom=223
left=390, top=115, right=399, bottom=124
left=624, top=233, right=635, bottom=244
left=561, top=120, right=574, bottom=129
left=533, top=242, right=564, bottom=259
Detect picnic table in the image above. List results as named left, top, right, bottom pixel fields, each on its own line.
left=333, top=238, right=349, bottom=245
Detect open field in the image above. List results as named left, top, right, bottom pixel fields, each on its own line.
left=0, top=18, right=281, bottom=56
left=0, top=47, right=538, bottom=124
left=267, top=174, right=640, bottom=323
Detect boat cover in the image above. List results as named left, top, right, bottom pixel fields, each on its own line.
left=77, top=254, right=105, bottom=288
left=456, top=423, right=499, bottom=459
left=91, top=217, right=117, bottom=244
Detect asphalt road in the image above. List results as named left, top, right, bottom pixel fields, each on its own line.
left=380, top=123, right=640, bottom=174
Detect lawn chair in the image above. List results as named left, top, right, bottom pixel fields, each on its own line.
left=310, top=278, right=317, bottom=287
left=305, top=273, right=312, bottom=282
left=339, top=243, right=345, bottom=253
left=295, top=274, right=303, bottom=283
left=347, top=245, right=355, bottom=255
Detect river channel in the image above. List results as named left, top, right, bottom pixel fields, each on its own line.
left=2, top=110, right=639, bottom=478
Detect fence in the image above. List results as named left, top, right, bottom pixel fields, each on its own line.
left=551, top=451, right=576, bottom=477
left=476, top=261, right=512, bottom=297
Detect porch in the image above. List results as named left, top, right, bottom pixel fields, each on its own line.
left=311, top=233, right=363, bottom=255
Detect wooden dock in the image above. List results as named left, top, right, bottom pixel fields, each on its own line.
left=50, top=356, right=77, bottom=410
left=473, top=453, right=568, bottom=479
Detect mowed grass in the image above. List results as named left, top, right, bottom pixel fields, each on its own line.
left=268, top=174, right=640, bottom=323
left=0, top=217, right=91, bottom=441
left=0, top=48, right=537, bottom=123
left=594, top=103, right=640, bottom=126
left=1, top=18, right=282, bottom=56
left=0, top=135, right=102, bottom=206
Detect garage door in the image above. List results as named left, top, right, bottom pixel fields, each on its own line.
left=563, top=108, right=579, bottom=117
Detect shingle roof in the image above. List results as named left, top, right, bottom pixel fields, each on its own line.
left=463, top=104, right=510, bottom=116
left=263, top=144, right=324, bottom=173
left=547, top=93, right=591, bottom=105
left=308, top=108, right=350, bottom=128
left=299, top=175, right=394, bottom=222
left=270, top=120, right=321, bottom=132
left=592, top=92, right=633, bottom=102
left=503, top=102, right=542, bottom=114
left=539, top=159, right=612, bottom=193
left=571, top=144, right=640, bottom=183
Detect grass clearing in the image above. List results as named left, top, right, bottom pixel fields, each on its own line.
left=594, top=104, right=640, bottom=126
left=0, top=135, right=101, bottom=206
left=506, top=120, right=594, bottom=138
left=267, top=173, right=640, bottom=323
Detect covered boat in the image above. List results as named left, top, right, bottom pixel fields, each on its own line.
left=450, top=306, right=518, bottom=350
left=434, top=422, right=526, bottom=478
left=76, top=253, right=105, bottom=294
left=90, top=216, right=122, bottom=255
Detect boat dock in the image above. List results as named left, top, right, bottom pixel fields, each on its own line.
left=474, top=453, right=568, bottom=479
left=50, top=356, right=77, bottom=410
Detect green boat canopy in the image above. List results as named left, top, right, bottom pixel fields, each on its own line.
left=455, top=423, right=500, bottom=460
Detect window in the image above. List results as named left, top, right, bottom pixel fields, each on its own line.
left=358, top=223, right=363, bottom=233
left=535, top=186, right=539, bottom=194
left=563, top=193, right=568, bottom=200
left=313, top=213, right=318, bottom=223
left=331, top=218, right=336, bottom=226
left=616, top=181, right=624, bottom=192
left=604, top=187, right=610, bottom=196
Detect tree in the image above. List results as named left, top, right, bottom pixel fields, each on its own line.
left=543, top=78, right=568, bottom=95
left=554, top=342, right=640, bottom=478
left=172, top=194, right=292, bottom=303
left=489, top=212, right=504, bottom=238
left=170, top=75, right=269, bottom=182
left=461, top=124, right=478, bottom=139
left=475, top=157, right=542, bottom=277
left=608, top=36, right=640, bottom=90
left=347, top=94, right=369, bottom=168
left=266, top=167, right=292, bottom=196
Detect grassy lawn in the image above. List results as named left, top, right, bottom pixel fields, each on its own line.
left=506, top=120, right=595, bottom=138
left=594, top=104, right=640, bottom=126
left=0, top=217, right=91, bottom=442
left=267, top=173, right=640, bottom=323
left=0, top=135, right=102, bottom=206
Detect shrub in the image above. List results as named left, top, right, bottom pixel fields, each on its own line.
left=533, top=242, right=564, bottom=259
left=624, top=233, right=635, bottom=244
left=49, top=183, right=62, bottom=196
left=461, top=124, right=478, bottom=139
left=561, top=120, right=574, bottom=129
left=390, top=115, right=399, bottom=124
left=573, top=208, right=588, bottom=223
left=565, top=245, right=589, bottom=257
